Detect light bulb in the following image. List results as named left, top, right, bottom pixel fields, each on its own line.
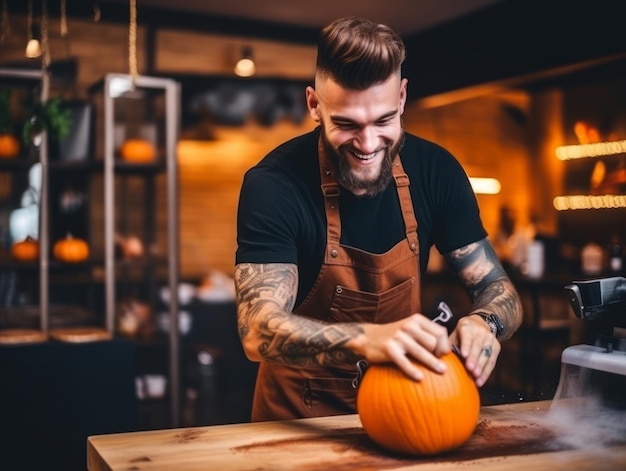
left=234, top=57, right=255, bottom=77
left=25, top=38, right=42, bottom=58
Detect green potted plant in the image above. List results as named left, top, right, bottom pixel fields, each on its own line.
left=0, top=89, right=21, bottom=158
left=22, top=96, right=72, bottom=152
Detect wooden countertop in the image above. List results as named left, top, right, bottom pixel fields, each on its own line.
left=87, top=400, right=626, bottom=470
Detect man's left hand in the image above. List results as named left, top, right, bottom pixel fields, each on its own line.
left=449, top=315, right=501, bottom=387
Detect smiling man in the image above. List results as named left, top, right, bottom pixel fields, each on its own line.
left=235, top=16, right=522, bottom=422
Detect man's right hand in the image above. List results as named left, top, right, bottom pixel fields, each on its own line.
left=353, top=314, right=451, bottom=380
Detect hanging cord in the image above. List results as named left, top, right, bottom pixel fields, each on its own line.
left=0, top=0, right=9, bottom=43
left=93, top=0, right=101, bottom=22
left=41, top=0, right=50, bottom=68
left=27, top=0, right=33, bottom=43
left=129, top=0, right=138, bottom=81
left=60, top=0, right=67, bottom=37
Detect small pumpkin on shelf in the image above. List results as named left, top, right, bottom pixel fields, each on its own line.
left=356, top=351, right=480, bottom=456
left=0, top=133, right=20, bottom=159
left=0, top=90, right=20, bottom=158
left=11, top=236, right=39, bottom=262
left=53, top=233, right=90, bottom=263
left=119, top=138, right=156, bottom=163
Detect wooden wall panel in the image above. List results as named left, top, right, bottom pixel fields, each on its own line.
left=156, top=30, right=316, bottom=80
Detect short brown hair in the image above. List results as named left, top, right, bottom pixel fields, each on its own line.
left=316, top=17, right=406, bottom=90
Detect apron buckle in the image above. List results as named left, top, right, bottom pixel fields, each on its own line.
left=351, top=359, right=369, bottom=388
left=432, top=301, right=454, bottom=324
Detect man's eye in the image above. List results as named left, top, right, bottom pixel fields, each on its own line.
left=336, top=123, right=357, bottom=130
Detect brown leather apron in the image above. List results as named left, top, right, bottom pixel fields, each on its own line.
left=251, top=138, right=422, bottom=422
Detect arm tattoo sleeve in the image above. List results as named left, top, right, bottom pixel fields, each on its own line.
left=444, top=239, right=522, bottom=339
left=235, top=263, right=363, bottom=367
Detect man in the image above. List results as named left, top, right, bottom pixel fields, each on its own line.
left=235, top=16, right=522, bottom=422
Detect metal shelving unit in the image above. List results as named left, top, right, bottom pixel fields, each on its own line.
left=0, top=67, right=47, bottom=342
left=92, top=74, right=182, bottom=426
left=1, top=67, right=105, bottom=342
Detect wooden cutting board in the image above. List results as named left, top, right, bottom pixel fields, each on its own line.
left=0, top=329, right=47, bottom=344
left=49, top=327, right=112, bottom=343
left=88, top=400, right=626, bottom=471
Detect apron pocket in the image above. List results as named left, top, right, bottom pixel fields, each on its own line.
left=302, top=376, right=357, bottom=416
left=328, top=277, right=415, bottom=323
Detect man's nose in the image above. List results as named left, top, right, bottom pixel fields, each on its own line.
left=354, top=127, right=379, bottom=154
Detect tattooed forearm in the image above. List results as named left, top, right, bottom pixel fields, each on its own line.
left=445, top=239, right=523, bottom=340
left=235, top=263, right=363, bottom=367
left=260, top=316, right=362, bottom=367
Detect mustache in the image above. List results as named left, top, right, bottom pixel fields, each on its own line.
left=321, top=130, right=406, bottom=197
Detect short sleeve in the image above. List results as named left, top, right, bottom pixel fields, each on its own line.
left=235, top=168, right=301, bottom=265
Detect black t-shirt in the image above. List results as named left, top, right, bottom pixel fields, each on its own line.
left=236, top=127, right=487, bottom=307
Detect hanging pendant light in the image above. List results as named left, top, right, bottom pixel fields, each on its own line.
left=234, top=46, right=256, bottom=77
left=25, top=0, right=41, bottom=59
left=25, top=34, right=42, bottom=58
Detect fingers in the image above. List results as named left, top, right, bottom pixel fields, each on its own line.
left=468, top=340, right=499, bottom=387
left=380, top=314, right=451, bottom=380
left=452, top=316, right=501, bottom=387
left=386, top=331, right=441, bottom=380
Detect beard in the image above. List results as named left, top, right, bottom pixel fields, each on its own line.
left=321, top=128, right=405, bottom=198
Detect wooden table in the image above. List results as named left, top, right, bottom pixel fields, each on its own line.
left=88, top=400, right=626, bottom=470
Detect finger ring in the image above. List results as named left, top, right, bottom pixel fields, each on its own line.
left=481, top=346, right=492, bottom=357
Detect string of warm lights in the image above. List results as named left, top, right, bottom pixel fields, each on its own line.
left=555, top=133, right=626, bottom=209
left=553, top=194, right=626, bottom=210
left=555, top=140, right=626, bottom=160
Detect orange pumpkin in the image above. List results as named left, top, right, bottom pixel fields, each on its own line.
left=11, top=236, right=39, bottom=262
left=119, top=138, right=156, bottom=163
left=357, top=352, right=480, bottom=456
left=0, top=134, right=20, bottom=158
left=53, top=233, right=90, bottom=263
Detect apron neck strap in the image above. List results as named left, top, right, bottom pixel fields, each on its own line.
left=318, top=136, right=419, bottom=250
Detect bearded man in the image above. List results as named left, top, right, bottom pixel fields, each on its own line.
left=234, top=16, right=522, bottom=422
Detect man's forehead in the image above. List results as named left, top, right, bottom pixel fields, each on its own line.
left=315, top=76, right=403, bottom=112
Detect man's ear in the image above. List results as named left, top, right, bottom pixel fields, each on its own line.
left=399, top=78, right=408, bottom=115
left=305, top=86, right=321, bottom=122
